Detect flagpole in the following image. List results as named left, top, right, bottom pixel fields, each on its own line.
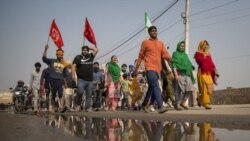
left=46, top=35, right=50, bottom=45
left=46, top=24, right=50, bottom=45
left=47, top=19, right=53, bottom=45
left=83, top=18, right=86, bottom=46
left=83, top=37, right=85, bottom=46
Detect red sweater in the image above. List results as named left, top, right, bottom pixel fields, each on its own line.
left=194, top=52, right=216, bottom=74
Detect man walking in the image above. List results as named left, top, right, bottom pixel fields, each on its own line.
left=134, top=26, right=171, bottom=114
left=71, top=46, right=98, bottom=112
left=92, top=62, right=104, bottom=111
left=42, top=45, right=68, bottom=113
left=29, top=62, right=42, bottom=112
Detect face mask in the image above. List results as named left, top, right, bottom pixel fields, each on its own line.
left=57, top=56, right=63, bottom=61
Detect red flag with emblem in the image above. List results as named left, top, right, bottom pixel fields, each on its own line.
left=84, top=18, right=97, bottom=46
left=49, top=19, right=64, bottom=48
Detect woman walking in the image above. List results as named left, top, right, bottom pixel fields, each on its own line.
left=194, top=40, right=219, bottom=109
left=172, top=41, right=195, bottom=110
left=104, top=55, right=121, bottom=111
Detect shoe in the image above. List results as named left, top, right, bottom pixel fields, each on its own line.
left=76, top=106, right=81, bottom=112
left=158, top=107, right=168, bottom=114
left=180, top=102, right=188, bottom=110
left=33, top=110, right=38, bottom=114
left=174, top=106, right=182, bottom=111
left=163, top=102, right=168, bottom=107
left=167, top=102, right=174, bottom=108
left=111, top=108, right=116, bottom=112
left=142, top=107, right=150, bottom=113
left=205, top=106, right=212, bottom=110
left=104, top=107, right=109, bottom=111
left=69, top=108, right=76, bottom=112
left=149, top=105, right=156, bottom=112
left=196, top=98, right=201, bottom=107
left=60, top=106, right=68, bottom=113
left=86, top=108, right=92, bottom=112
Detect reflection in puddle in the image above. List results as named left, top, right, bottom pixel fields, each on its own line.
left=44, top=115, right=250, bottom=141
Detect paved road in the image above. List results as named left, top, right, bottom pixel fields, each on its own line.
left=57, top=104, right=250, bottom=123
left=0, top=104, right=250, bottom=141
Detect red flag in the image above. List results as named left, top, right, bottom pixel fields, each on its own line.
left=49, top=19, right=64, bottom=48
left=84, top=18, right=97, bottom=46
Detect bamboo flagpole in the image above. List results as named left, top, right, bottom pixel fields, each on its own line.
left=83, top=37, right=86, bottom=46
left=46, top=22, right=51, bottom=45
left=46, top=33, right=50, bottom=45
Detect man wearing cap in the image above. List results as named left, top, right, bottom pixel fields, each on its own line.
left=29, top=62, right=42, bottom=112
left=71, top=45, right=98, bottom=112
left=42, top=44, right=68, bottom=113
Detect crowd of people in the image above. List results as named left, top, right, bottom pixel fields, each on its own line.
left=28, top=26, right=219, bottom=114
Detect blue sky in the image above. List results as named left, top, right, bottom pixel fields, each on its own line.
left=0, top=0, right=250, bottom=90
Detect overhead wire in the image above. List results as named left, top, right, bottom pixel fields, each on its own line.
left=117, top=0, right=241, bottom=58
left=189, top=0, right=239, bottom=17
left=191, top=7, right=250, bottom=21
left=100, top=0, right=242, bottom=63
left=95, top=0, right=179, bottom=61
left=215, top=54, right=250, bottom=62
left=191, top=13, right=250, bottom=29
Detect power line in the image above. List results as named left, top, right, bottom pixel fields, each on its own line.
left=110, top=0, right=242, bottom=59
left=115, top=19, right=183, bottom=58
left=191, top=13, right=250, bottom=29
left=215, top=54, right=250, bottom=61
left=191, top=7, right=250, bottom=21
left=95, top=0, right=179, bottom=61
left=190, top=0, right=239, bottom=17
left=158, top=19, right=182, bottom=34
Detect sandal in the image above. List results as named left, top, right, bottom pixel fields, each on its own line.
left=196, top=98, right=201, bottom=107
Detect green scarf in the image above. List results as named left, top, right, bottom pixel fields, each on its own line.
left=171, top=41, right=195, bottom=83
left=108, top=62, right=121, bottom=84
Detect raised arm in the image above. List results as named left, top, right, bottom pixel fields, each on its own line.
left=89, top=46, right=99, bottom=57
left=43, top=44, right=49, bottom=58
left=42, top=44, right=51, bottom=64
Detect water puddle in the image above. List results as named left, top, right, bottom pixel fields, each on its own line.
left=44, top=115, right=250, bottom=141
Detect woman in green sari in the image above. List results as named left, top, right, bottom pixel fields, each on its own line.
left=104, top=55, right=121, bottom=111
left=172, top=41, right=195, bottom=110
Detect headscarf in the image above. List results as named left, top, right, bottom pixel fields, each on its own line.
left=108, top=61, right=121, bottom=84
left=197, top=40, right=210, bottom=55
left=171, top=41, right=195, bottom=83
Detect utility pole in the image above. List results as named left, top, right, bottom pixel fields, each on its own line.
left=183, top=0, right=192, bottom=106
left=182, top=0, right=190, bottom=55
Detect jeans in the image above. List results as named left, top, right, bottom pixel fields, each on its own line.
left=93, top=89, right=103, bottom=108
left=45, top=88, right=50, bottom=110
left=77, top=78, right=93, bottom=110
left=142, top=70, right=163, bottom=109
